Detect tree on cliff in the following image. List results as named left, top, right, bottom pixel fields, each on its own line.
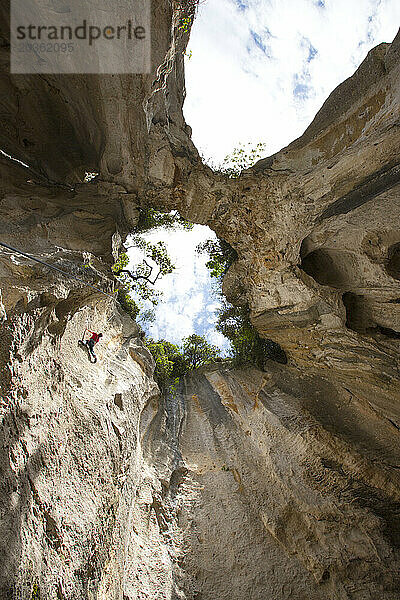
left=218, top=141, right=267, bottom=178
left=196, top=237, right=237, bottom=282
left=113, top=209, right=192, bottom=320
left=216, top=302, right=287, bottom=368
left=112, top=235, right=174, bottom=307
left=136, top=208, right=193, bottom=234
left=181, top=334, right=220, bottom=369
left=146, top=334, right=220, bottom=389
left=203, top=141, right=267, bottom=178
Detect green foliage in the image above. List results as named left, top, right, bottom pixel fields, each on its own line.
left=177, top=0, right=199, bottom=33
left=216, top=302, right=287, bottom=368
left=116, top=288, right=140, bottom=320
left=207, top=142, right=267, bottom=178
left=196, top=237, right=238, bottom=282
left=112, top=237, right=175, bottom=308
left=181, top=334, right=220, bottom=369
left=112, top=208, right=193, bottom=321
left=112, top=252, right=129, bottom=275
left=130, top=236, right=175, bottom=278
left=136, top=209, right=193, bottom=234
left=31, top=583, right=40, bottom=599
left=146, top=338, right=183, bottom=388
left=138, top=308, right=156, bottom=324
left=112, top=207, right=197, bottom=326
left=145, top=334, right=221, bottom=389
left=179, top=16, right=193, bottom=33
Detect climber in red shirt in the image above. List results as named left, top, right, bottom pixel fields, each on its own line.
left=85, top=330, right=103, bottom=360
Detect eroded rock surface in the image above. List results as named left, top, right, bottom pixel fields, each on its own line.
left=0, top=2, right=399, bottom=598
left=147, top=364, right=400, bottom=599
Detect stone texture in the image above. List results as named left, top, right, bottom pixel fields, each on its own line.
left=0, top=296, right=164, bottom=599
left=149, top=364, right=400, bottom=599
left=0, top=2, right=399, bottom=598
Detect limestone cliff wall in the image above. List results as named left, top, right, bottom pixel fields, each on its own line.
left=1, top=296, right=166, bottom=598
left=147, top=364, right=400, bottom=599
left=0, top=2, right=399, bottom=599
left=0, top=2, right=197, bottom=597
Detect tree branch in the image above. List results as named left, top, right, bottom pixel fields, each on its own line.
left=118, top=259, right=161, bottom=285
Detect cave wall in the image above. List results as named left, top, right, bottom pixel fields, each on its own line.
left=0, top=297, right=167, bottom=599
left=146, top=364, right=400, bottom=599
left=0, top=2, right=200, bottom=597
left=0, top=2, right=399, bottom=599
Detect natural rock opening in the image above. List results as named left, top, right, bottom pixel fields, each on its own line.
left=386, top=242, right=400, bottom=280
left=300, top=247, right=357, bottom=288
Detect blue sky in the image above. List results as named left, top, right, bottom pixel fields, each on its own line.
left=184, top=0, right=400, bottom=163
left=131, top=0, right=400, bottom=350
left=127, top=226, right=229, bottom=351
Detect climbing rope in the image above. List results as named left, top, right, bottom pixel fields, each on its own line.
left=0, top=241, right=116, bottom=300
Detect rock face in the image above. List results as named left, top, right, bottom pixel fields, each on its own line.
left=0, top=1, right=399, bottom=598
left=149, top=364, right=400, bottom=599
left=0, top=296, right=162, bottom=599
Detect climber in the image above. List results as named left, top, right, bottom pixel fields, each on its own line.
left=83, top=329, right=103, bottom=360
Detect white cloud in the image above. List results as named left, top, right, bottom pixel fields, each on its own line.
left=207, top=329, right=231, bottom=353
left=127, top=225, right=227, bottom=348
left=184, top=0, right=400, bottom=163
left=128, top=4, right=400, bottom=352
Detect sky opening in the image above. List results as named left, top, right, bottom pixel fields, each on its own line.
left=130, top=0, right=400, bottom=351
left=184, top=0, right=400, bottom=163
left=127, top=225, right=230, bottom=353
